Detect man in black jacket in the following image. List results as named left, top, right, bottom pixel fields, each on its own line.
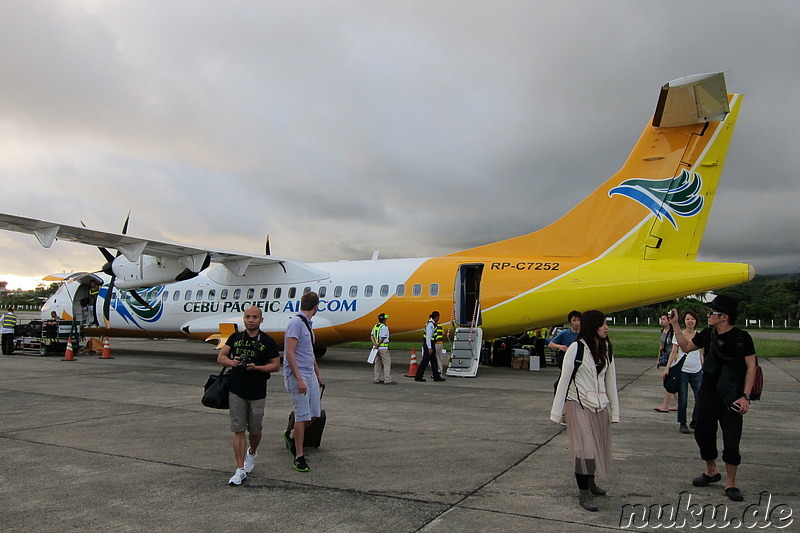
left=669, top=295, right=757, bottom=502
left=217, top=306, right=280, bottom=486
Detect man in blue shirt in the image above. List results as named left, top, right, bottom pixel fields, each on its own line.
left=548, top=310, right=582, bottom=368
left=282, top=291, right=324, bottom=472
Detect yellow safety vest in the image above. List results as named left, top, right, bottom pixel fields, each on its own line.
left=2, top=313, right=17, bottom=329
left=434, top=324, right=444, bottom=343
left=372, top=323, right=388, bottom=347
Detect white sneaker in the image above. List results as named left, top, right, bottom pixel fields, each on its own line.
left=228, top=468, right=247, bottom=486
left=244, top=449, right=257, bottom=473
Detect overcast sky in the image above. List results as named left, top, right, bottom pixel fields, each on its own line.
left=1, top=1, right=798, bottom=290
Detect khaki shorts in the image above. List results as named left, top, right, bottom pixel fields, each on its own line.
left=228, top=393, right=265, bottom=434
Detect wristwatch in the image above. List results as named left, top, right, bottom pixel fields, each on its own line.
left=742, top=393, right=751, bottom=401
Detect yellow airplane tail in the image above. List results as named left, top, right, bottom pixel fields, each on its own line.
left=453, top=73, right=741, bottom=263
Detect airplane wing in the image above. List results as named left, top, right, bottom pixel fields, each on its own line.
left=0, top=212, right=325, bottom=278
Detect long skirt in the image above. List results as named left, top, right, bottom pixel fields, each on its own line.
left=565, top=400, right=613, bottom=479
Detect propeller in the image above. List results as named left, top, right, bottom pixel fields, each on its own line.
left=83, top=213, right=152, bottom=324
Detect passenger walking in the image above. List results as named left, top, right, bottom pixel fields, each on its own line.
left=654, top=313, right=678, bottom=412
left=550, top=309, right=619, bottom=512
left=216, top=306, right=281, bottom=486
left=662, top=310, right=703, bottom=433
left=371, top=313, right=394, bottom=385
left=283, top=291, right=324, bottom=472
left=415, top=311, right=445, bottom=382
left=669, top=296, right=757, bottom=502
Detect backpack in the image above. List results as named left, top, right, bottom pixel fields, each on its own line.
left=735, top=332, right=763, bottom=401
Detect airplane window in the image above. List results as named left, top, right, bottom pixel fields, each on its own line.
left=303, top=287, right=311, bottom=294
left=273, top=288, right=281, bottom=299
left=233, top=289, right=241, bottom=299
left=396, top=285, right=405, bottom=297
left=112, top=291, right=118, bottom=300
left=413, top=284, right=422, bottom=296
left=185, top=290, right=192, bottom=301
left=247, top=288, right=255, bottom=299
left=349, top=285, right=358, bottom=297
left=260, top=288, right=268, bottom=299
left=429, top=284, right=439, bottom=297
left=208, top=289, right=215, bottom=301
left=220, top=289, right=228, bottom=300
left=196, top=290, right=204, bottom=300
left=364, top=285, right=373, bottom=297
left=380, top=285, right=389, bottom=297
left=319, top=286, right=327, bottom=298
left=162, top=291, right=169, bottom=301
left=173, top=291, right=180, bottom=301
left=288, top=287, right=296, bottom=299
left=334, top=286, right=342, bottom=298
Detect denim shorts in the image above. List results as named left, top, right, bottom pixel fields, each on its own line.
left=284, top=371, right=321, bottom=422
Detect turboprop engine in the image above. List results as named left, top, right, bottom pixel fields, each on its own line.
left=109, top=254, right=210, bottom=289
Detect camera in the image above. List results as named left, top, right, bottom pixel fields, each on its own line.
left=237, top=353, right=253, bottom=367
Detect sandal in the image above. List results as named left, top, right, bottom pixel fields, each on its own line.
left=692, top=472, right=721, bottom=487
left=725, top=487, right=744, bottom=501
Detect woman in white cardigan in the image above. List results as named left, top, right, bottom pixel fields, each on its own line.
left=550, top=309, right=620, bottom=512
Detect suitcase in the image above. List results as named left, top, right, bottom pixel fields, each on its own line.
left=286, top=384, right=326, bottom=448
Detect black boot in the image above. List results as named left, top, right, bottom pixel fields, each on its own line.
left=579, top=489, right=598, bottom=511
left=589, top=475, right=606, bottom=496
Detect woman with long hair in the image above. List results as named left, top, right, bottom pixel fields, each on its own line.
left=550, top=310, right=620, bottom=512
left=662, top=310, right=704, bottom=433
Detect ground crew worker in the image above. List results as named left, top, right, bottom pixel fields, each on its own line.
left=434, top=320, right=447, bottom=373
left=1, top=306, right=18, bottom=355
left=371, top=313, right=394, bottom=384
left=88, top=281, right=100, bottom=326
left=415, top=311, right=445, bottom=382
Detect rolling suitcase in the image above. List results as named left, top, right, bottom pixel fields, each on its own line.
left=286, top=384, right=326, bottom=448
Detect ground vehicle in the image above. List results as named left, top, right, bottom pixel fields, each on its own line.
left=14, top=319, right=82, bottom=356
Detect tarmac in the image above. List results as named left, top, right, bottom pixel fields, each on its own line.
left=1, top=337, right=798, bottom=532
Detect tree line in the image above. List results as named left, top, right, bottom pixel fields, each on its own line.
left=613, top=274, right=800, bottom=325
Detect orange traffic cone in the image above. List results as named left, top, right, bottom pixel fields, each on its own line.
left=61, top=336, right=76, bottom=361
left=404, top=348, right=419, bottom=377
left=99, top=336, right=113, bottom=359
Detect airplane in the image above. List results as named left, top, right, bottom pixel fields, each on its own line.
left=0, top=72, right=753, bottom=356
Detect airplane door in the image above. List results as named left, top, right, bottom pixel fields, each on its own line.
left=454, top=264, right=483, bottom=327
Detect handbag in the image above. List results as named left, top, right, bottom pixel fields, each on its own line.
left=663, top=354, right=686, bottom=394
left=202, top=368, right=231, bottom=409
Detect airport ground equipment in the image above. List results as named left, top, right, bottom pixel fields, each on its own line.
left=13, top=319, right=82, bottom=356
left=446, top=327, right=483, bottom=378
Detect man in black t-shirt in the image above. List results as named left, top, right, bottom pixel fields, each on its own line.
left=669, top=295, right=757, bottom=502
left=217, top=306, right=280, bottom=486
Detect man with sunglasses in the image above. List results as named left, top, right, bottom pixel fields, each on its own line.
left=669, top=295, right=757, bottom=502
